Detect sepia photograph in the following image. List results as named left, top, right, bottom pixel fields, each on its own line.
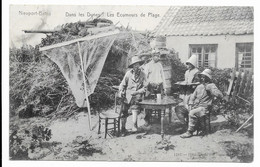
left=4, top=1, right=258, bottom=165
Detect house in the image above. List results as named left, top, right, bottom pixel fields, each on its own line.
left=153, top=6, right=254, bottom=70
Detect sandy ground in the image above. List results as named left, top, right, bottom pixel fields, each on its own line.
left=10, top=108, right=253, bottom=162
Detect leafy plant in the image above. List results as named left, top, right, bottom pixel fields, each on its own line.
left=9, top=125, right=52, bottom=160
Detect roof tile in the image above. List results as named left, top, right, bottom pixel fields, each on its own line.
left=154, top=6, right=254, bottom=36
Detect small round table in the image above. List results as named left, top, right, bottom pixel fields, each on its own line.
left=138, top=96, right=182, bottom=139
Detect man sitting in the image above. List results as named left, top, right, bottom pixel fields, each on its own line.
left=180, top=69, right=223, bottom=138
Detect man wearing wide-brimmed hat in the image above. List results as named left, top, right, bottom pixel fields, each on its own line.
left=118, top=55, right=148, bottom=136
left=180, top=69, right=223, bottom=138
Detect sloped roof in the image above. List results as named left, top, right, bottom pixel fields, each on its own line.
left=154, top=6, right=254, bottom=36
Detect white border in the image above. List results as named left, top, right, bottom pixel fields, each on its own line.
left=2, top=0, right=260, bottom=167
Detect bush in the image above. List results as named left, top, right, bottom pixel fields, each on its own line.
left=10, top=47, right=71, bottom=117
left=10, top=44, right=125, bottom=117
left=170, top=58, right=187, bottom=84
left=9, top=125, right=52, bottom=160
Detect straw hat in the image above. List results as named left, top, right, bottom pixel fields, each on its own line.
left=128, top=56, right=144, bottom=68
left=186, top=54, right=197, bottom=67
left=198, top=69, right=212, bottom=80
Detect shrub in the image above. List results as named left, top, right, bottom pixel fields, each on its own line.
left=9, top=125, right=52, bottom=160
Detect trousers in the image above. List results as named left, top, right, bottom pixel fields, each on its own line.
left=188, top=106, right=207, bottom=132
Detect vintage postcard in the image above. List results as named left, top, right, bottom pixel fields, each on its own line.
left=7, top=3, right=255, bottom=163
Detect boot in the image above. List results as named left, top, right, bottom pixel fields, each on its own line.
left=121, top=127, right=127, bottom=137
left=180, top=130, right=193, bottom=138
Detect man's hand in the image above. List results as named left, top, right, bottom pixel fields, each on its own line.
left=188, top=105, right=192, bottom=110
left=163, top=89, right=167, bottom=96
left=222, top=95, right=229, bottom=102
left=131, top=91, right=139, bottom=96
left=119, top=91, right=126, bottom=98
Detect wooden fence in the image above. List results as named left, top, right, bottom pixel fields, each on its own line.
left=226, top=68, right=254, bottom=103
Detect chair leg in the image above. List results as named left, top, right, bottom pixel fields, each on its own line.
left=114, top=118, right=116, bottom=136
left=117, top=118, right=120, bottom=137
left=105, top=118, right=108, bottom=139
left=98, top=117, right=101, bottom=134
left=208, top=113, right=211, bottom=133
left=196, top=118, right=201, bottom=135
left=203, top=116, right=207, bottom=134
left=169, top=108, right=172, bottom=123
left=196, top=116, right=205, bottom=135
left=158, top=110, right=161, bottom=121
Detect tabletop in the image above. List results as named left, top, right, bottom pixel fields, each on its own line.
left=138, top=96, right=182, bottom=110
left=139, top=96, right=182, bottom=105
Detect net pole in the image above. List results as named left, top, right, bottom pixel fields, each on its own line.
left=77, top=41, right=92, bottom=131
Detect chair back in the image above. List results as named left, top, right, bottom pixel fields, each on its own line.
left=112, top=86, right=123, bottom=117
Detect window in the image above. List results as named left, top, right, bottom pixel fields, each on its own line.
left=189, top=44, right=218, bottom=68
left=236, top=43, right=253, bottom=70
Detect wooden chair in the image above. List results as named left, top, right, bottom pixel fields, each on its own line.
left=196, top=68, right=254, bottom=135
left=98, top=86, right=122, bottom=138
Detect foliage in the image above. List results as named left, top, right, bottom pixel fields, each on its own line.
left=207, top=68, right=253, bottom=129
left=199, top=67, right=232, bottom=93
left=9, top=47, right=73, bottom=117
left=9, top=125, right=52, bottom=160
left=40, top=19, right=113, bottom=46
left=169, top=58, right=188, bottom=92
left=89, top=70, right=124, bottom=112
left=10, top=18, right=150, bottom=117
left=220, top=140, right=253, bottom=162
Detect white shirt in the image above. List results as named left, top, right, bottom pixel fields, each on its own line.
left=143, top=60, right=166, bottom=89
left=184, top=68, right=199, bottom=84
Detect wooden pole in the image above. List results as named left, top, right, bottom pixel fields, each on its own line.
left=235, top=115, right=253, bottom=132
left=77, top=41, right=92, bottom=131
left=39, top=29, right=120, bottom=51
left=23, top=30, right=57, bottom=34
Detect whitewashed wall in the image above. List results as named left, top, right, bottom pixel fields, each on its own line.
left=166, top=34, right=253, bottom=69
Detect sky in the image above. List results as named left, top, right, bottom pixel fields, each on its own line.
left=10, top=5, right=169, bottom=48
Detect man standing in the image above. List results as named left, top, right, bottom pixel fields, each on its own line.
left=181, top=54, right=200, bottom=109
left=142, top=49, right=167, bottom=126
left=180, top=69, right=223, bottom=138
left=119, top=55, right=147, bottom=136
left=175, top=54, right=200, bottom=124
left=144, top=49, right=167, bottom=95
left=184, top=54, right=200, bottom=84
